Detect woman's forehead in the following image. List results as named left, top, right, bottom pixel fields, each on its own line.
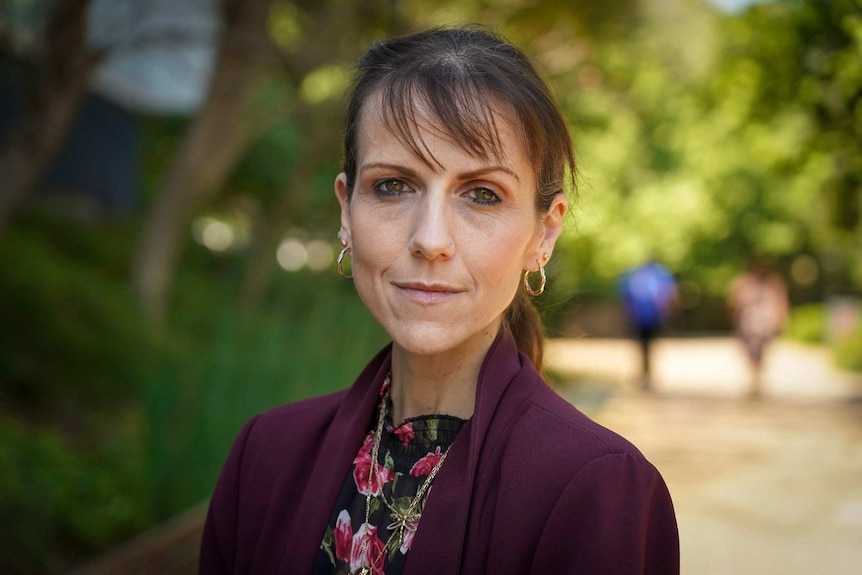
left=356, top=90, right=527, bottom=169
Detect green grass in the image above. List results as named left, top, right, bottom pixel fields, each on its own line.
left=142, top=274, right=388, bottom=517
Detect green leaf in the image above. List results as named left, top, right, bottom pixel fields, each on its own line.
left=392, top=496, right=414, bottom=516
left=321, top=527, right=335, bottom=565
left=368, top=496, right=380, bottom=517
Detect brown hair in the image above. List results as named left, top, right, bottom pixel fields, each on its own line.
left=342, top=26, right=576, bottom=370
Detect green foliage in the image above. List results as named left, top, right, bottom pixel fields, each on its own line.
left=829, top=298, right=862, bottom=372
left=834, top=328, right=862, bottom=372
left=536, top=0, right=862, bottom=310
left=0, top=218, right=155, bottom=574
left=228, top=115, right=303, bottom=203
left=784, top=303, right=826, bottom=343
left=143, top=273, right=387, bottom=518
left=138, top=115, right=188, bottom=204
left=783, top=301, right=862, bottom=372
left=0, top=216, right=386, bottom=571
left=0, top=219, right=155, bottom=413
left=0, top=416, right=149, bottom=574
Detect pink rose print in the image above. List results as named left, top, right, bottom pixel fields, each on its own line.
left=333, top=509, right=353, bottom=562
left=353, top=433, right=394, bottom=495
left=409, top=445, right=444, bottom=477
left=334, top=510, right=387, bottom=575
left=352, top=523, right=387, bottom=575
left=393, top=422, right=415, bottom=446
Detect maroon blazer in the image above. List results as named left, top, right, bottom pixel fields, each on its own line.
left=200, top=328, right=679, bottom=574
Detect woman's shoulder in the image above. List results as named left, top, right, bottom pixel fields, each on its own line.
left=482, top=372, right=678, bottom=570
left=503, top=376, right=653, bottom=475
left=215, top=388, right=356, bottom=489
left=483, top=352, right=650, bottom=471
left=247, top=387, right=352, bottom=438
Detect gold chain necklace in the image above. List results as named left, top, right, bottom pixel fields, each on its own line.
left=351, top=382, right=452, bottom=575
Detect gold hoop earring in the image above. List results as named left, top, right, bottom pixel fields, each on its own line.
left=337, top=247, right=353, bottom=279
left=524, top=261, right=546, bottom=296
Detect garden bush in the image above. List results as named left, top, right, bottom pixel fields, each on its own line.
left=783, top=303, right=826, bottom=343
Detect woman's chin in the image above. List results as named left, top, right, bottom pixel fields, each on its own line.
left=390, top=330, right=459, bottom=357
left=387, top=321, right=500, bottom=359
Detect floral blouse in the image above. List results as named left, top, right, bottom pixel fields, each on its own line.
left=312, top=381, right=466, bottom=575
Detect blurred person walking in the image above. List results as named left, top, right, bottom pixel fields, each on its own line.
left=728, top=262, right=789, bottom=398
left=618, top=261, right=678, bottom=391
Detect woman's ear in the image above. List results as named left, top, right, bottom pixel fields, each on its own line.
left=335, top=172, right=351, bottom=243
left=523, top=193, right=568, bottom=270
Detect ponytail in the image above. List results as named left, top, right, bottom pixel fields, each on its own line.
left=505, top=290, right=545, bottom=372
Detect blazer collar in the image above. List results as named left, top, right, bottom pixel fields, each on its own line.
left=278, top=344, right=392, bottom=573
left=404, top=325, right=526, bottom=574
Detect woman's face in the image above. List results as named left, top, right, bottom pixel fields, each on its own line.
left=336, top=100, right=567, bottom=358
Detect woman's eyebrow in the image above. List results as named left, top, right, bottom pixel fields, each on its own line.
left=359, top=162, right=520, bottom=184
left=458, top=166, right=520, bottom=183
left=359, top=162, right=419, bottom=178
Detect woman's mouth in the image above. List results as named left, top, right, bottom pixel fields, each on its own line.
left=395, top=282, right=461, bottom=305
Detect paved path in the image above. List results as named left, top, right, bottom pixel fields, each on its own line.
left=547, top=337, right=862, bottom=575
left=546, top=337, right=862, bottom=400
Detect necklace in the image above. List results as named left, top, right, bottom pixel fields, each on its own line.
left=352, top=381, right=452, bottom=575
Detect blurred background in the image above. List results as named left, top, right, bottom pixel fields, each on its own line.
left=0, top=0, right=859, bottom=573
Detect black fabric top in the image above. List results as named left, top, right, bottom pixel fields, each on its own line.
left=313, top=381, right=467, bottom=575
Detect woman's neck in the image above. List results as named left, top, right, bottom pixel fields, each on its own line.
left=388, top=330, right=499, bottom=423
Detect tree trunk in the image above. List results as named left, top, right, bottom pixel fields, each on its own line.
left=0, top=0, right=99, bottom=236
left=131, top=0, right=273, bottom=323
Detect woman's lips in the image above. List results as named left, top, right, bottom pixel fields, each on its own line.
left=395, top=282, right=461, bottom=304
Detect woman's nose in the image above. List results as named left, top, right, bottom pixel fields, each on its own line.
left=408, top=195, right=455, bottom=260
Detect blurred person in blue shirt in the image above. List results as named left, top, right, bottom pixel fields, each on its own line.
left=618, top=261, right=678, bottom=390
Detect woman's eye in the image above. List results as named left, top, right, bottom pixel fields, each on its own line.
left=470, top=187, right=500, bottom=205
left=374, top=179, right=407, bottom=195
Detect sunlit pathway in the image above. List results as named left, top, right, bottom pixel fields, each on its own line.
left=550, top=337, right=862, bottom=575
left=546, top=337, right=862, bottom=400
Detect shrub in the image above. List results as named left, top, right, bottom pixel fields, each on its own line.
left=783, top=303, right=826, bottom=343
left=142, top=272, right=388, bottom=519
left=0, top=417, right=149, bottom=574
left=0, top=225, right=155, bottom=414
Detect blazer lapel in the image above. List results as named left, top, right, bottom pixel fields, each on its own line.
left=274, top=345, right=392, bottom=574
left=405, top=327, right=524, bottom=574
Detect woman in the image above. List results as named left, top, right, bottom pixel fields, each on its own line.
left=200, top=26, right=679, bottom=575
